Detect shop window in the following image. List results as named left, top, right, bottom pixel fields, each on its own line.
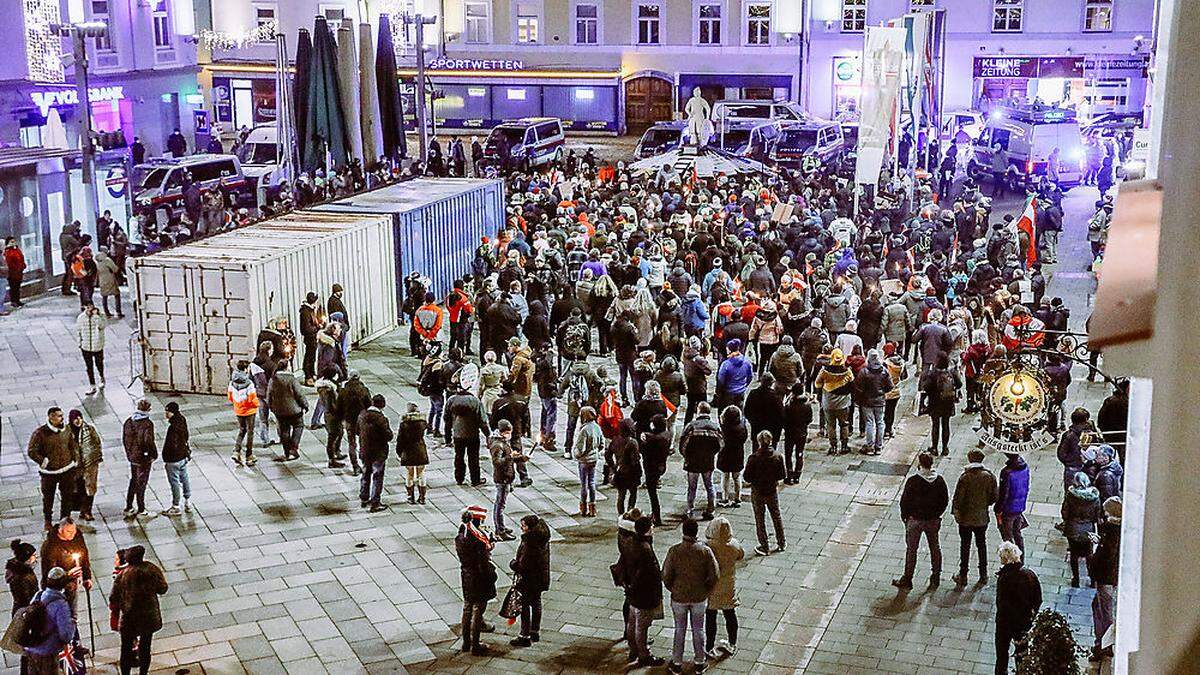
left=746, top=2, right=770, bottom=45
left=152, top=0, right=172, bottom=48
left=992, top=0, right=1023, bottom=32
left=841, top=0, right=866, bottom=33
left=516, top=1, right=541, bottom=43
left=1085, top=0, right=1113, bottom=32
left=697, top=3, right=722, bottom=45
left=637, top=4, right=661, bottom=45
left=464, top=0, right=491, bottom=43
left=910, top=0, right=934, bottom=9
left=575, top=3, right=598, bottom=45
left=89, top=1, right=114, bottom=52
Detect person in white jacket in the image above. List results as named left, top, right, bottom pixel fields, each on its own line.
left=75, top=304, right=107, bottom=394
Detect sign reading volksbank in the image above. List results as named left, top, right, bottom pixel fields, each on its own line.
left=31, top=86, right=125, bottom=116
left=427, top=58, right=525, bottom=71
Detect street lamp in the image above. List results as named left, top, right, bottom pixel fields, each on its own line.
left=50, top=21, right=109, bottom=232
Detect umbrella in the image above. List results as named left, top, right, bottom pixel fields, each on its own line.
left=358, top=22, right=382, bottom=165
left=376, top=14, right=406, bottom=161
left=293, top=28, right=312, bottom=168
left=303, top=15, right=350, bottom=172
left=336, top=18, right=364, bottom=165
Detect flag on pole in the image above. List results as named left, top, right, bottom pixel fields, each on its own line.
left=1012, top=197, right=1039, bottom=268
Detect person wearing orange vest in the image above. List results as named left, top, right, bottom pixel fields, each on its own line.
left=228, top=360, right=260, bottom=466
left=414, top=293, right=445, bottom=357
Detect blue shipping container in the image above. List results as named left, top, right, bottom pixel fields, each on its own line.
left=312, top=178, right=506, bottom=313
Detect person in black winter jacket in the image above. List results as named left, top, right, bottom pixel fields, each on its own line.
left=619, top=515, right=665, bottom=667
left=994, top=541, right=1042, bottom=675
left=161, top=402, right=192, bottom=516
left=457, top=505, right=497, bottom=656
left=894, top=452, right=949, bottom=589
left=610, top=419, right=642, bottom=514
left=919, top=353, right=961, bottom=456
left=509, top=514, right=551, bottom=647
left=717, top=406, right=749, bottom=507
left=743, top=430, right=786, bottom=555
left=523, top=300, right=551, bottom=351
left=680, top=402, right=723, bottom=520
left=640, top=415, right=672, bottom=526
left=682, top=337, right=714, bottom=424
left=855, top=349, right=894, bottom=455
left=358, top=395, right=394, bottom=512
left=122, top=399, right=157, bottom=517
left=743, top=373, right=784, bottom=449
left=781, top=384, right=813, bottom=483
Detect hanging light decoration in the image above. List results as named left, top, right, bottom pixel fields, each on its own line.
left=198, top=20, right=279, bottom=51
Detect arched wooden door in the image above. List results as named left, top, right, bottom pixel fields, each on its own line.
left=624, top=76, right=673, bottom=136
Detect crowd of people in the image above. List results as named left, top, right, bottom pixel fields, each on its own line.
left=14, top=126, right=1129, bottom=673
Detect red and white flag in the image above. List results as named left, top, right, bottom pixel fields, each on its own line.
left=1012, top=197, right=1038, bottom=268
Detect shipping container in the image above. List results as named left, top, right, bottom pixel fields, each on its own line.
left=132, top=211, right=397, bottom=394
left=312, top=178, right=506, bottom=303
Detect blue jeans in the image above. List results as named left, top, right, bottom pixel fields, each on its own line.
left=539, top=397, right=557, bottom=442
left=578, top=462, right=596, bottom=504
left=671, top=600, right=708, bottom=666
left=310, top=398, right=325, bottom=427
left=428, top=393, right=445, bottom=432
left=565, top=414, right=579, bottom=455
left=687, top=471, right=715, bottom=517
left=864, top=404, right=886, bottom=451
left=0, top=276, right=7, bottom=312
left=164, top=459, right=191, bottom=506
left=494, top=481, right=511, bottom=531
left=256, top=401, right=272, bottom=444
left=360, top=460, right=386, bottom=506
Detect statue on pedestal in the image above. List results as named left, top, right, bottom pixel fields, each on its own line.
left=684, top=88, right=713, bottom=147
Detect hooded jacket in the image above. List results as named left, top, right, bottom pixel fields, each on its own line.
left=899, top=468, right=949, bottom=521
left=680, top=413, right=722, bottom=473
left=510, top=517, right=551, bottom=594
left=655, top=357, right=686, bottom=407
left=357, top=407, right=394, bottom=462
left=995, top=455, right=1031, bottom=515
left=822, top=294, right=851, bottom=333
left=396, top=410, right=429, bottom=466
left=446, top=391, right=490, bottom=440
left=228, top=370, right=259, bottom=416
left=5, top=556, right=38, bottom=613
left=161, top=413, right=190, bottom=463
left=705, top=519, right=745, bottom=611
left=952, top=463, right=998, bottom=527
left=717, top=408, right=749, bottom=474
left=882, top=301, right=909, bottom=343
left=662, top=534, right=720, bottom=604
left=122, top=413, right=157, bottom=465
left=768, top=344, right=803, bottom=391
left=610, top=419, right=642, bottom=488
left=854, top=353, right=894, bottom=407
left=1061, top=482, right=1102, bottom=542
left=340, top=375, right=372, bottom=430
left=508, top=346, right=535, bottom=398
left=268, top=371, right=308, bottom=418
left=618, top=528, right=663, bottom=610
left=744, top=383, right=784, bottom=440
left=682, top=344, right=714, bottom=395
left=716, top=353, right=754, bottom=397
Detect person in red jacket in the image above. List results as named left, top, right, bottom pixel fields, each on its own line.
left=4, top=237, right=26, bottom=308
left=446, top=280, right=475, bottom=356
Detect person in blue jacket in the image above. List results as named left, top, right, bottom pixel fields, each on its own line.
left=995, top=451, right=1031, bottom=558
left=715, top=339, right=754, bottom=411
left=24, top=567, right=78, bottom=673
left=680, top=287, right=709, bottom=339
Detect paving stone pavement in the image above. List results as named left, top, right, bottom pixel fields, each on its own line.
left=0, top=188, right=1111, bottom=674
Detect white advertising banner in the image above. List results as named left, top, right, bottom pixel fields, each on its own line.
left=854, top=25, right=907, bottom=185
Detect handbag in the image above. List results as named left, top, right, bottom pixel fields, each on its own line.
left=499, top=579, right=524, bottom=625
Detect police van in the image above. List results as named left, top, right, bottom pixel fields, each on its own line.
left=482, top=117, right=565, bottom=171
left=132, top=154, right=255, bottom=220
left=770, top=120, right=846, bottom=169
left=968, top=106, right=1086, bottom=186
left=634, top=121, right=688, bottom=159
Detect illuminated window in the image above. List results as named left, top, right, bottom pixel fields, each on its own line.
left=575, top=3, right=598, bottom=44
left=746, top=2, right=771, bottom=45
left=254, top=4, right=276, bottom=41
left=464, top=0, right=491, bottom=43
left=90, top=1, right=114, bottom=52
left=516, top=1, right=540, bottom=43
left=993, top=0, right=1023, bottom=32
left=1085, top=0, right=1113, bottom=32
left=507, top=88, right=527, bottom=101
left=842, top=0, right=866, bottom=33
left=637, top=3, right=660, bottom=44
left=697, top=3, right=722, bottom=45
left=152, top=0, right=172, bottom=48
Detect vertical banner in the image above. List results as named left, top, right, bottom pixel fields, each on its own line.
left=855, top=25, right=907, bottom=186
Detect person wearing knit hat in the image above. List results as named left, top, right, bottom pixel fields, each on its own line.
left=814, top=348, right=855, bottom=454
left=457, top=504, right=497, bottom=656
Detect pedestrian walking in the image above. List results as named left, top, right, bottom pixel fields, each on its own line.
left=110, top=545, right=168, bottom=675
left=160, top=402, right=192, bottom=516
left=662, top=519, right=719, bottom=674
left=74, top=304, right=107, bottom=395
left=314, top=368, right=346, bottom=469
left=358, top=394, right=393, bottom=512
left=995, top=451, right=1030, bottom=556
left=781, top=384, right=813, bottom=483
left=397, top=402, right=429, bottom=504
left=339, top=370, right=370, bottom=476
left=893, top=452, right=948, bottom=590
left=573, top=406, right=603, bottom=517
left=680, top=402, right=722, bottom=521
left=508, top=514, right=551, bottom=648
left=951, top=449, right=997, bottom=586
left=994, top=541, right=1042, bottom=675
left=457, top=505, right=497, bottom=656
left=743, top=430, right=787, bottom=556
left=122, top=400, right=157, bottom=518
left=640, top=415, right=671, bottom=526
left=27, top=408, right=78, bottom=530
left=228, top=360, right=259, bottom=466
left=67, top=410, right=102, bottom=522
left=704, top=517, right=744, bottom=659
left=250, top=342, right=276, bottom=450
left=268, top=367, right=308, bottom=461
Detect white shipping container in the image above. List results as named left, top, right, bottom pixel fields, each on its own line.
left=132, top=211, right=397, bottom=394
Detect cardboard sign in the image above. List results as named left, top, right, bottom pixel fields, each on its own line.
left=771, top=203, right=794, bottom=223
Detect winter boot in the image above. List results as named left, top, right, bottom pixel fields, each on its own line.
left=406, top=485, right=416, bottom=504
left=417, top=485, right=427, bottom=505
left=588, top=502, right=597, bottom=517
left=232, top=451, right=244, bottom=466
left=579, top=501, right=588, bottom=517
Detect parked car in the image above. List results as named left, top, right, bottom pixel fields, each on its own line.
left=235, top=123, right=288, bottom=206
left=968, top=106, right=1085, bottom=186
left=482, top=117, right=565, bottom=171
left=635, top=121, right=688, bottom=159
left=715, top=119, right=783, bottom=162
left=133, top=154, right=254, bottom=220
left=712, top=100, right=810, bottom=126
left=770, top=120, right=846, bottom=169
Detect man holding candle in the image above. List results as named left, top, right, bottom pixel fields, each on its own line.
left=40, top=519, right=92, bottom=617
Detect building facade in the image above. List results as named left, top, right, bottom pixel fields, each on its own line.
left=200, top=0, right=805, bottom=135
left=804, top=0, right=1155, bottom=119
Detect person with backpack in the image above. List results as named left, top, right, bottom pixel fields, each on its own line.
left=110, top=545, right=168, bottom=675
left=20, top=567, right=77, bottom=675
left=919, top=353, right=961, bottom=456
left=268, top=367, right=308, bottom=461
left=533, top=348, right=560, bottom=454
left=573, top=407, right=604, bottom=517
left=419, top=344, right=449, bottom=441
